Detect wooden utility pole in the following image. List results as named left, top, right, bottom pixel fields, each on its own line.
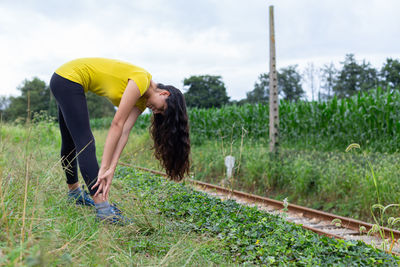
left=269, top=5, right=279, bottom=153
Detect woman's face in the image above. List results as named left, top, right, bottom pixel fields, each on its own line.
left=146, top=90, right=170, bottom=114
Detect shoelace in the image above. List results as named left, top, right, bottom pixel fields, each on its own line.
left=110, top=204, right=122, bottom=215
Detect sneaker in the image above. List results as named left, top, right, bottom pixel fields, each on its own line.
left=96, top=203, right=132, bottom=225
left=67, top=186, right=95, bottom=207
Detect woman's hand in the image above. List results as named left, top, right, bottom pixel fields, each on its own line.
left=92, top=168, right=115, bottom=201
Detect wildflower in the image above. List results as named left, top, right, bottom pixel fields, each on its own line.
left=255, top=240, right=260, bottom=245
left=283, top=198, right=289, bottom=208
left=283, top=197, right=289, bottom=212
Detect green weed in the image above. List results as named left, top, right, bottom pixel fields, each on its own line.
left=118, top=167, right=399, bottom=265
left=0, top=123, right=233, bottom=266
left=346, top=143, right=400, bottom=254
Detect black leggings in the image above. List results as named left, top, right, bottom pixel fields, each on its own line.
left=50, top=73, right=99, bottom=195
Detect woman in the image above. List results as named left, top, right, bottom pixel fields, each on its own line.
left=50, top=57, right=190, bottom=224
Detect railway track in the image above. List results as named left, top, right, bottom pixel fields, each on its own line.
left=120, top=163, right=400, bottom=254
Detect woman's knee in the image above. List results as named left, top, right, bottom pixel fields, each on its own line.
left=75, top=136, right=96, bottom=154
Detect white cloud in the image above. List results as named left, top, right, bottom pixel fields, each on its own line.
left=0, top=0, right=399, bottom=100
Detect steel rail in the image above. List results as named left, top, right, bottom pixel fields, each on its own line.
left=119, top=163, right=400, bottom=241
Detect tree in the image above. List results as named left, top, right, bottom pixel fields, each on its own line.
left=380, top=58, right=400, bottom=90
left=279, top=65, right=304, bottom=102
left=183, top=75, right=230, bottom=108
left=0, top=96, right=10, bottom=120
left=5, top=77, right=53, bottom=122
left=3, top=77, right=115, bottom=122
left=334, top=54, right=378, bottom=98
left=246, top=73, right=269, bottom=104
left=320, top=62, right=338, bottom=100
left=303, top=62, right=319, bottom=101
left=245, top=65, right=304, bottom=104
left=86, top=92, right=116, bottom=118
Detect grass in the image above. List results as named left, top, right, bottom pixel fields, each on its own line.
left=0, top=122, right=233, bottom=266
left=117, top=167, right=398, bottom=265
left=194, top=138, right=400, bottom=224
left=123, top=130, right=400, bottom=225
left=2, top=117, right=400, bottom=265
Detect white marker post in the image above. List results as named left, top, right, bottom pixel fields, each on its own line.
left=225, top=155, right=235, bottom=179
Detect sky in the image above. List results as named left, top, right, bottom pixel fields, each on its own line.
left=0, top=0, right=399, bottom=100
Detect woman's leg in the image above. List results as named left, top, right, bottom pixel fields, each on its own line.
left=50, top=73, right=128, bottom=223
left=58, top=106, right=79, bottom=187
left=50, top=73, right=99, bottom=196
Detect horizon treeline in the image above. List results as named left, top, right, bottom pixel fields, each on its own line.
left=0, top=53, right=399, bottom=122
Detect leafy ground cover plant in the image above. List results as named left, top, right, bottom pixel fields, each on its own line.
left=0, top=123, right=234, bottom=266
left=89, top=89, right=400, bottom=225
left=346, top=143, right=400, bottom=254
left=117, top=167, right=399, bottom=266
left=190, top=139, right=400, bottom=223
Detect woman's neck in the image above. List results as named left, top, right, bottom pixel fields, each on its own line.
left=144, top=80, right=157, bottom=99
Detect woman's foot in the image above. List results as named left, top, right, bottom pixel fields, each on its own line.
left=67, top=186, right=95, bottom=207
left=95, top=201, right=131, bottom=225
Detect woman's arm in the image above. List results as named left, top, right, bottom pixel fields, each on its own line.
left=109, top=107, right=142, bottom=171
left=99, top=107, right=141, bottom=199
left=92, top=80, right=142, bottom=198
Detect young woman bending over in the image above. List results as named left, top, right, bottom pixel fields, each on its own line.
left=50, top=58, right=190, bottom=223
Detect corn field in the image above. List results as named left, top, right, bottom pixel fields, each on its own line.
left=90, top=87, right=400, bottom=152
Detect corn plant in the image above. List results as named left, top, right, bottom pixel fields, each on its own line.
left=91, top=87, right=400, bottom=152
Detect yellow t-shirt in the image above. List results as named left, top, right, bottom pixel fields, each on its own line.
left=55, top=58, right=152, bottom=111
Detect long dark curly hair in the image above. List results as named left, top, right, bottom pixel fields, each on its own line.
left=150, top=84, right=190, bottom=181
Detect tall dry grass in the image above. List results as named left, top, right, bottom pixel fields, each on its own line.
left=0, top=118, right=232, bottom=266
